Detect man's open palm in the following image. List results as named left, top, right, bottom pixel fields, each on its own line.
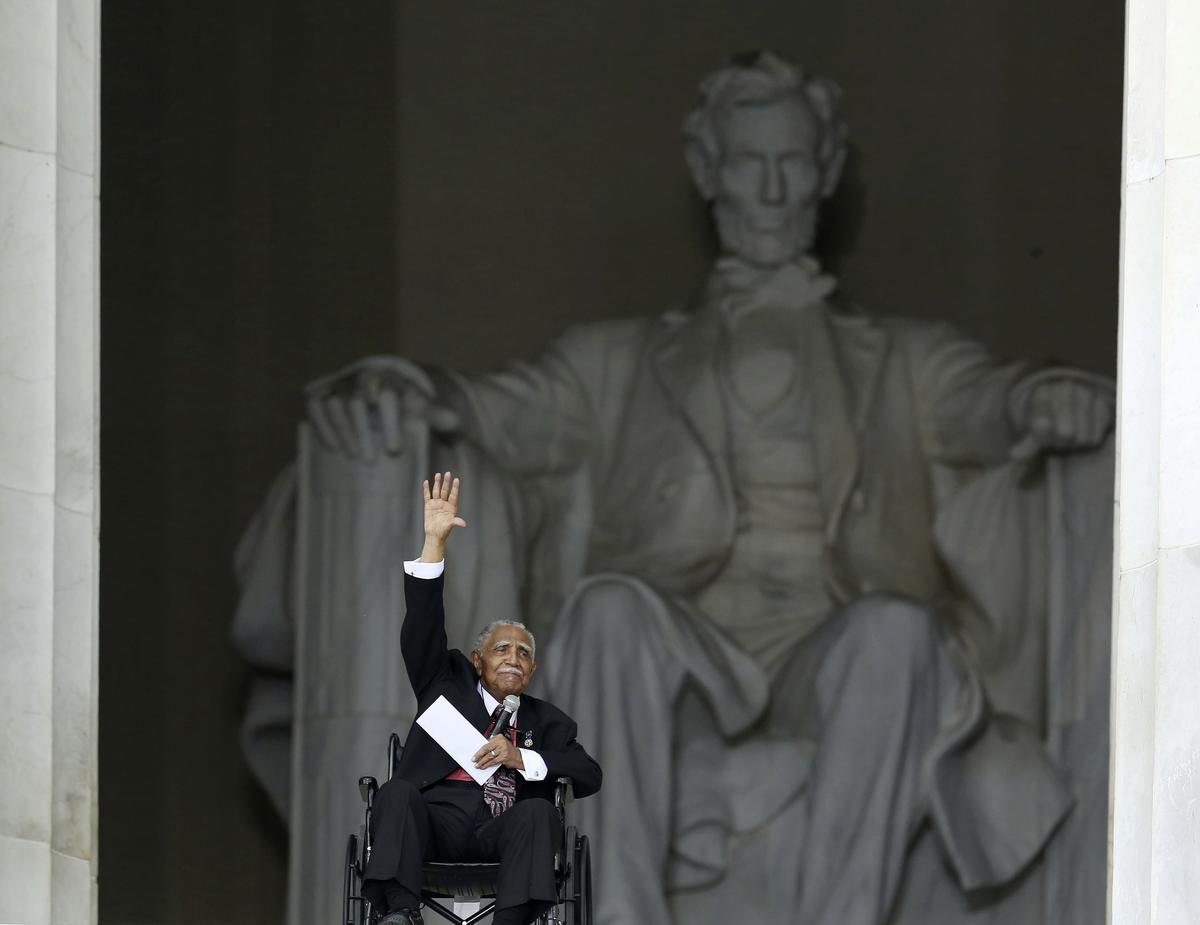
left=424, top=471, right=467, bottom=543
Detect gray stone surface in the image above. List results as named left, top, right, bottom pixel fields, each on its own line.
left=0, top=1, right=100, bottom=920
left=1110, top=1, right=1200, bottom=918
left=234, top=52, right=1115, bottom=925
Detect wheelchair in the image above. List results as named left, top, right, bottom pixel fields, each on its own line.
left=343, top=733, right=593, bottom=925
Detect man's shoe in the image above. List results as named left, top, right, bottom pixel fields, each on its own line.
left=376, top=910, right=423, bottom=925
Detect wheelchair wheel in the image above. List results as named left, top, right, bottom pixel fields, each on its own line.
left=564, top=830, right=593, bottom=925
left=343, top=833, right=360, bottom=925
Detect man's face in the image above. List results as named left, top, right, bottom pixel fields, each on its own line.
left=471, top=625, right=537, bottom=700
left=710, top=95, right=824, bottom=267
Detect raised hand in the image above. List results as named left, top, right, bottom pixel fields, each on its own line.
left=420, top=472, right=467, bottom=562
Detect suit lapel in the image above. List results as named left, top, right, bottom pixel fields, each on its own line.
left=830, top=311, right=889, bottom=434
left=801, top=306, right=888, bottom=539
left=460, top=680, right=491, bottom=734
left=513, top=697, right=542, bottom=749
left=649, top=267, right=890, bottom=597
left=651, top=303, right=733, bottom=497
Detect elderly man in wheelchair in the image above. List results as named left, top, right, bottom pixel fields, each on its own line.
left=345, top=473, right=602, bottom=925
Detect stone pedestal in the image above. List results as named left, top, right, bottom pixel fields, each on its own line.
left=1109, top=0, right=1200, bottom=921
left=0, top=0, right=100, bottom=922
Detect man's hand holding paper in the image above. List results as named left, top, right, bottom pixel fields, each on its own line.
left=415, top=695, right=500, bottom=785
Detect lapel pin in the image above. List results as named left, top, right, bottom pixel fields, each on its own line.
left=524, top=733, right=533, bottom=747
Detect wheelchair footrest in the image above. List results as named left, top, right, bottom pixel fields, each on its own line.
left=421, top=862, right=502, bottom=899
left=421, top=896, right=496, bottom=925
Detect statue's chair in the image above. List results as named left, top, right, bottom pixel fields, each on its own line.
left=242, top=419, right=1113, bottom=925
left=342, top=733, right=594, bottom=925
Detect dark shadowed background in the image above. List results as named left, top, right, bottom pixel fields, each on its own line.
left=99, top=2, right=1123, bottom=922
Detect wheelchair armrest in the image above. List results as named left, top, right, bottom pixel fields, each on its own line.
left=554, top=776, right=574, bottom=811
left=359, top=775, right=377, bottom=804
left=388, top=732, right=403, bottom=781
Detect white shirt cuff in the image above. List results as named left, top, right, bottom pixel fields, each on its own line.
left=403, top=559, right=445, bottom=579
left=517, top=749, right=548, bottom=781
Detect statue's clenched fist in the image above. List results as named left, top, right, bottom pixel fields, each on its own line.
left=303, top=355, right=459, bottom=461
left=1010, top=371, right=1115, bottom=462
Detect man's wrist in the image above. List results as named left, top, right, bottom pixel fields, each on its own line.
left=517, top=748, right=547, bottom=781
left=419, top=539, right=446, bottom=563
left=404, top=558, right=444, bottom=579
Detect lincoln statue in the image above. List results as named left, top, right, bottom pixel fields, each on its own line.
left=233, top=51, right=1115, bottom=925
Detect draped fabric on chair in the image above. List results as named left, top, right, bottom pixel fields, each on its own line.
left=233, top=417, right=530, bottom=925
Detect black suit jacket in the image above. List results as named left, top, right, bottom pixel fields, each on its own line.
left=395, top=571, right=602, bottom=802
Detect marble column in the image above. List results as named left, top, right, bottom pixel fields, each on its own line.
left=1109, top=0, right=1200, bottom=921
left=0, top=0, right=100, bottom=923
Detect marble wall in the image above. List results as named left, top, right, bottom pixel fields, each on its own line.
left=1109, top=0, right=1200, bottom=920
left=0, top=0, right=100, bottom=922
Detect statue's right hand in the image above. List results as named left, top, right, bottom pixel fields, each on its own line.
left=303, top=355, right=459, bottom=461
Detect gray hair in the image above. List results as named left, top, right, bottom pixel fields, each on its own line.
left=682, top=50, right=847, bottom=198
left=472, top=620, right=536, bottom=660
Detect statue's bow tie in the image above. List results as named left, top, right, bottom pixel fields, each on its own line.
left=713, top=257, right=838, bottom=324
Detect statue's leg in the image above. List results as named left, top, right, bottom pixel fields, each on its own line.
left=776, top=596, right=958, bottom=925
left=544, top=575, right=769, bottom=925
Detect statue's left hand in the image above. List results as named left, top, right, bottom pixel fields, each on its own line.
left=1010, top=374, right=1115, bottom=462
left=303, top=356, right=460, bottom=462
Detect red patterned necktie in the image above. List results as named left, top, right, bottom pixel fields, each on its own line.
left=482, top=705, right=518, bottom=817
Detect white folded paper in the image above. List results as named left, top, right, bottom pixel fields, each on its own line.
left=415, top=695, right=498, bottom=785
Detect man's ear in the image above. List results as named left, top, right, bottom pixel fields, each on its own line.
left=685, top=141, right=717, bottom=200
left=470, top=650, right=483, bottom=674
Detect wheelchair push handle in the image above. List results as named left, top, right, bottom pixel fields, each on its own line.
left=388, top=732, right=403, bottom=781
left=555, top=777, right=573, bottom=810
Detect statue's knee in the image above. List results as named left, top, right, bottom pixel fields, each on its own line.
left=560, top=576, right=653, bottom=643
left=838, top=595, right=938, bottom=674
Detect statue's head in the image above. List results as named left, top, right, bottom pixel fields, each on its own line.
left=684, top=51, right=847, bottom=268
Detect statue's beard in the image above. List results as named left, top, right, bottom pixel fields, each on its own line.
left=712, top=201, right=817, bottom=268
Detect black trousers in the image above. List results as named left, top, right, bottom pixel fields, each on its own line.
left=363, top=779, right=561, bottom=920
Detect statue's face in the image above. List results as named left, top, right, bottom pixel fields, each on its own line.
left=710, top=95, right=823, bottom=267
left=471, top=625, right=537, bottom=699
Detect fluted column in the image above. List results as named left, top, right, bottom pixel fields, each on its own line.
left=1109, top=0, right=1200, bottom=921
left=0, top=0, right=100, bottom=922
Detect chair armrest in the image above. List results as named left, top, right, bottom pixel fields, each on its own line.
left=554, top=777, right=574, bottom=811
left=388, top=732, right=403, bottom=781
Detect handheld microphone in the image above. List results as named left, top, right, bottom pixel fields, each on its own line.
left=493, top=694, right=521, bottom=738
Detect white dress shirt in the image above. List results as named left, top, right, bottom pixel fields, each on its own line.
left=404, top=558, right=548, bottom=781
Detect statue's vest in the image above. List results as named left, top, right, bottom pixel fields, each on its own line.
left=693, top=307, right=832, bottom=669
left=584, top=302, right=950, bottom=607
